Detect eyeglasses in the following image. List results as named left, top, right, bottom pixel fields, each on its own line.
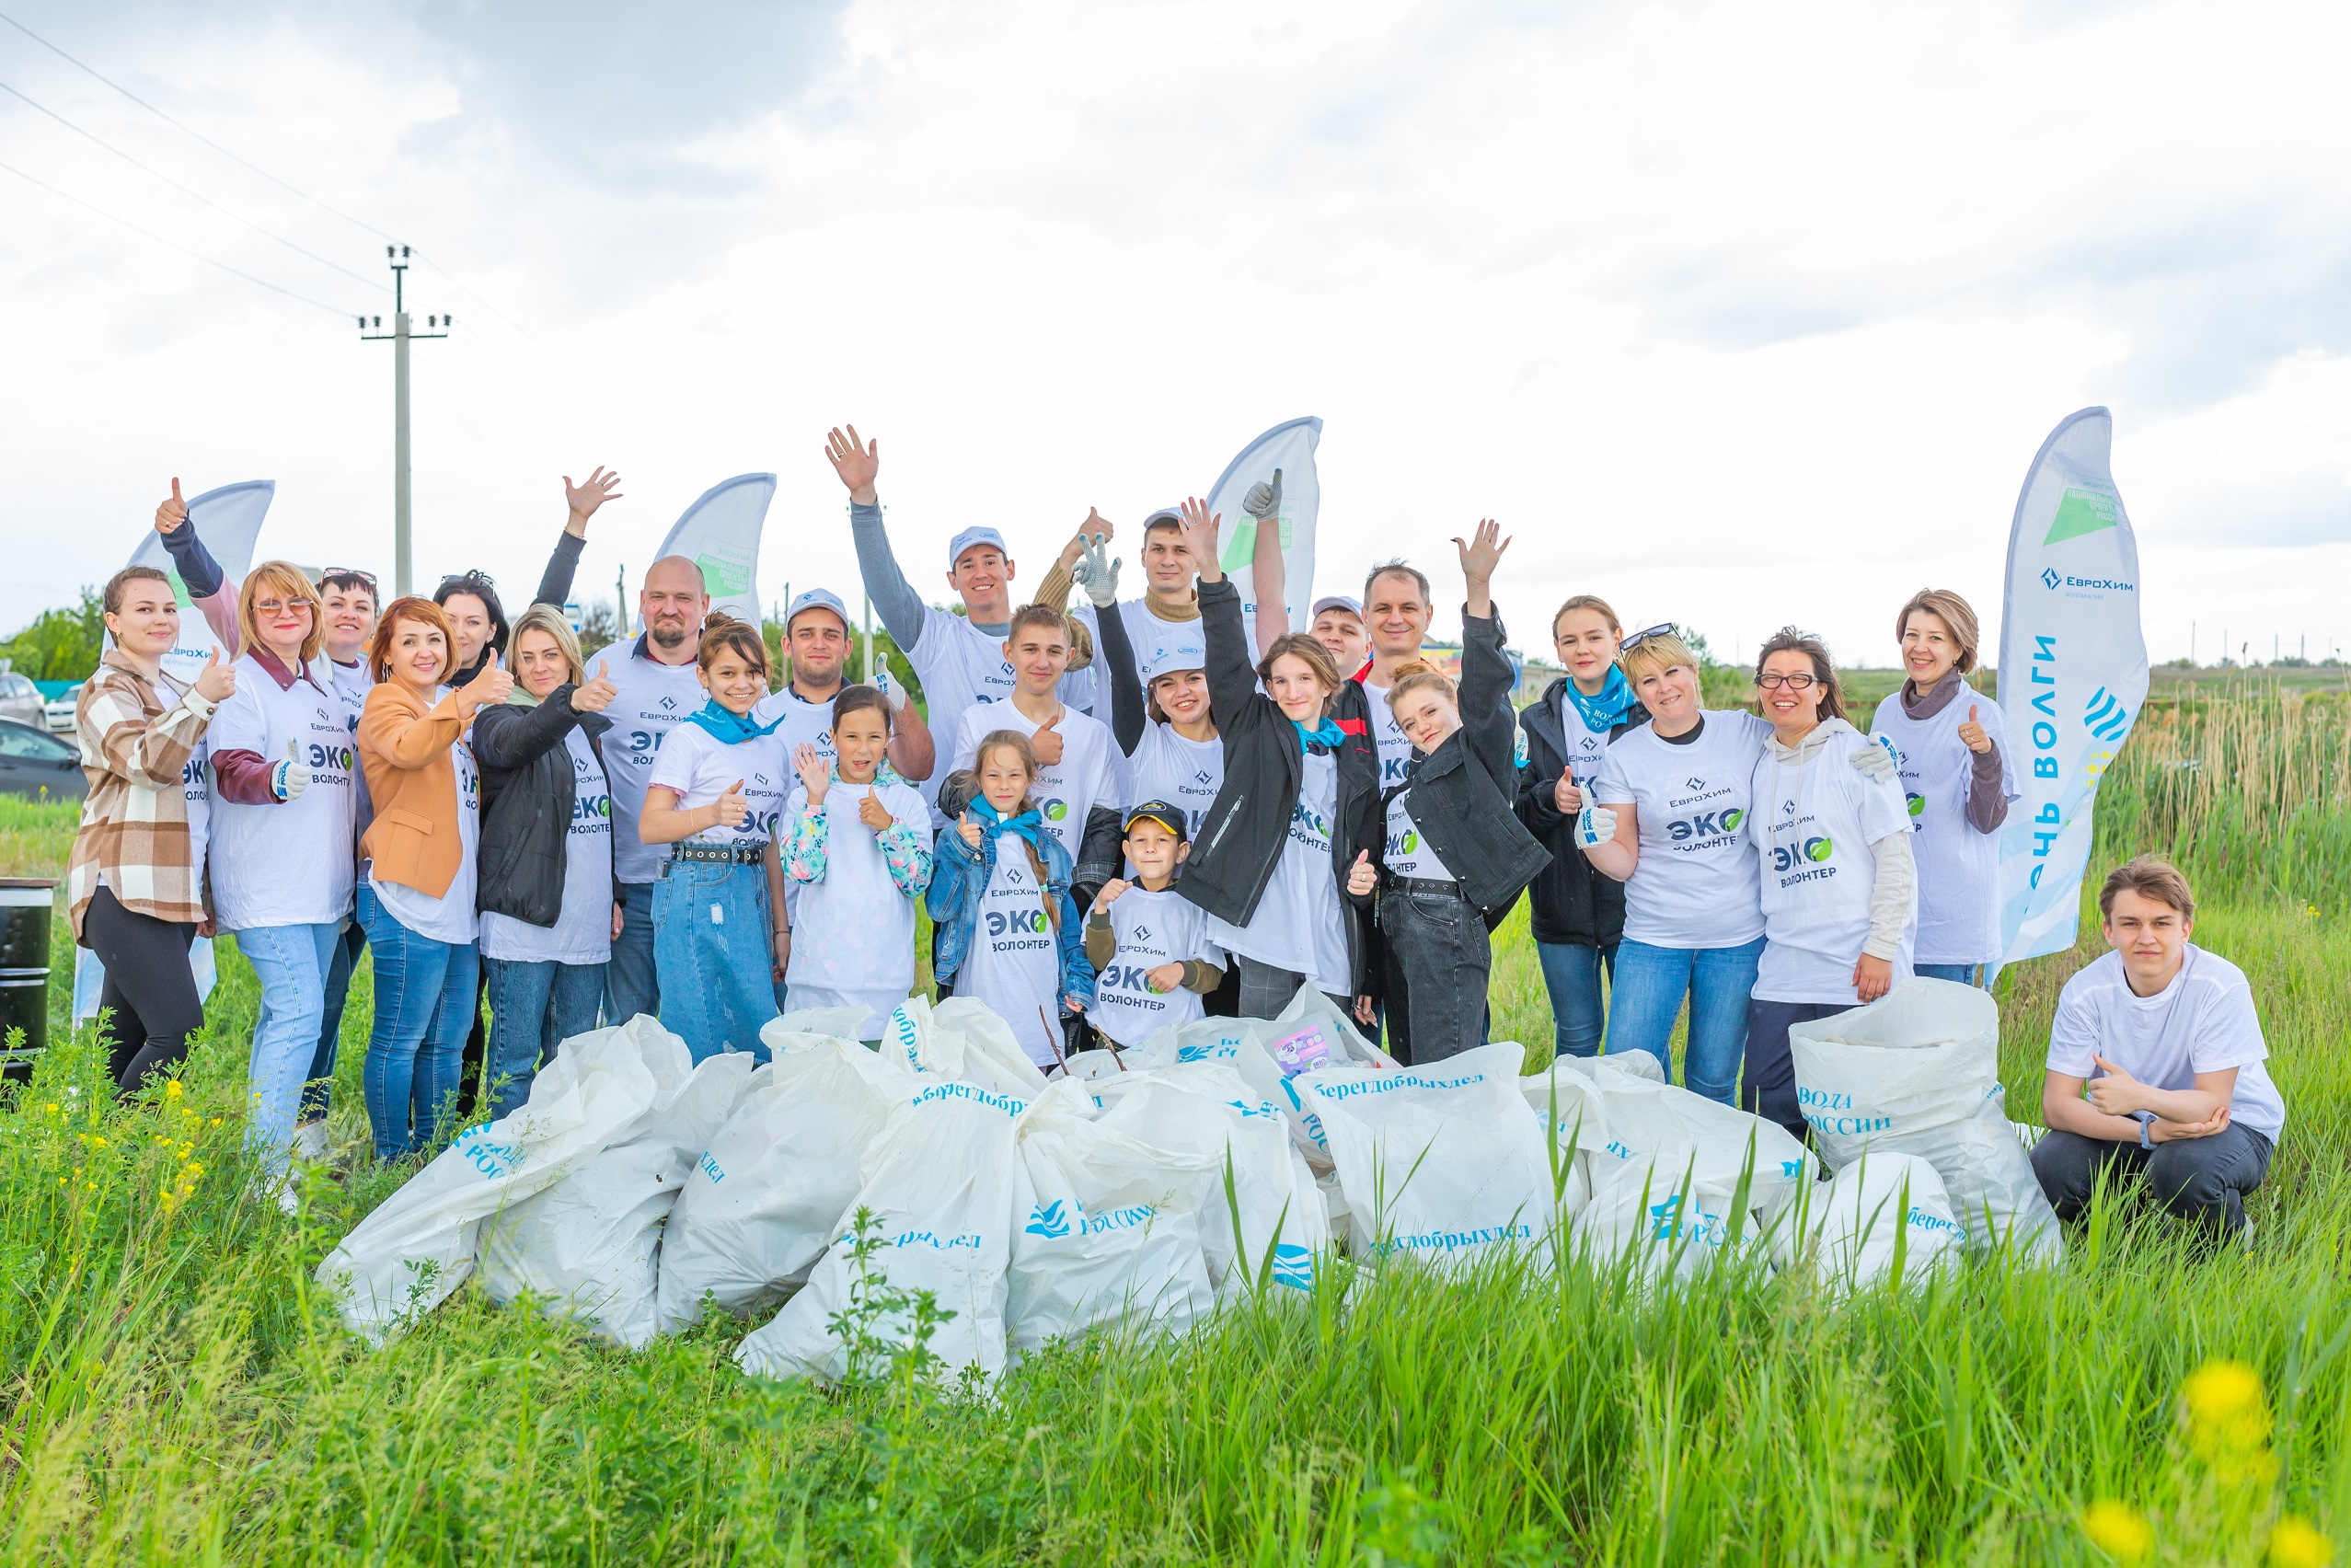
left=252, top=598, right=315, bottom=617
left=1754, top=672, right=1819, bottom=691
left=323, top=568, right=378, bottom=594
left=1617, top=623, right=1675, bottom=653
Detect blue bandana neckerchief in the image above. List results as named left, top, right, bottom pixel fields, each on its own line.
left=1294, top=716, right=1346, bottom=753
left=1563, top=666, right=1640, bottom=736
left=969, top=794, right=1049, bottom=855
left=683, top=698, right=784, bottom=745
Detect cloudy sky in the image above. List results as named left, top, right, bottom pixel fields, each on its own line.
left=4, top=0, right=2347, bottom=669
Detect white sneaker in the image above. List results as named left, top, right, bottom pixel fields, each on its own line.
left=293, top=1121, right=330, bottom=1162
left=274, top=1171, right=303, bottom=1216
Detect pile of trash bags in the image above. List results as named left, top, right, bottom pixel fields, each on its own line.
left=316, top=978, right=2058, bottom=1383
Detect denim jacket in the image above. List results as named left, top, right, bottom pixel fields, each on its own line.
left=925, top=820, right=1095, bottom=1005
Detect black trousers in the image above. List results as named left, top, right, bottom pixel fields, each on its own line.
left=83, top=884, right=203, bottom=1093
left=1377, top=888, right=1491, bottom=1065
left=1743, top=997, right=1844, bottom=1144
left=2031, top=1124, right=2274, bottom=1237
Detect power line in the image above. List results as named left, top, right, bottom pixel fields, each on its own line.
left=0, top=7, right=398, bottom=246
left=0, top=157, right=356, bottom=317
left=0, top=76, right=387, bottom=294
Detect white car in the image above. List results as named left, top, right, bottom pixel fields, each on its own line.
left=43, top=684, right=81, bottom=740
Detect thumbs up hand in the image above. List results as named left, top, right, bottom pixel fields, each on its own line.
left=713, top=778, right=749, bottom=829
left=570, top=657, right=617, bottom=714
left=1574, top=802, right=1619, bottom=850
left=1850, top=732, right=1899, bottom=780
left=154, top=477, right=188, bottom=536
left=958, top=810, right=984, bottom=849
left=1958, top=704, right=1993, bottom=755
left=1346, top=848, right=1377, bottom=897
left=1030, top=711, right=1065, bottom=767
left=2085, top=1055, right=2149, bottom=1117
left=460, top=648, right=513, bottom=715
left=271, top=738, right=311, bottom=802
left=192, top=646, right=236, bottom=703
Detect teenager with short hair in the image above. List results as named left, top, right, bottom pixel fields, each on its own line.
left=1741, top=628, right=1916, bottom=1141
left=781, top=684, right=934, bottom=1038
left=207, top=561, right=356, bottom=1186
left=300, top=565, right=378, bottom=1159
left=1367, top=522, right=1550, bottom=1062
left=639, top=613, right=792, bottom=1064
left=1085, top=802, right=1225, bottom=1049
left=1516, top=594, right=1640, bottom=1057
left=1870, top=588, right=2016, bottom=986
left=1173, top=499, right=1380, bottom=1024
left=356, top=597, right=512, bottom=1159
left=1037, top=504, right=1215, bottom=721
left=471, top=606, right=617, bottom=1115
left=1310, top=595, right=1370, bottom=672
left=928, top=731, right=1094, bottom=1067
left=2031, top=859, right=2282, bottom=1239
left=69, top=553, right=236, bottom=1093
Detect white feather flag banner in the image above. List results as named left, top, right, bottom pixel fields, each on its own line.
left=642, top=474, right=774, bottom=628
left=1204, top=417, right=1321, bottom=631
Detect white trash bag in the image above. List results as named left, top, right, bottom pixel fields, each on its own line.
left=1596, top=1049, right=1666, bottom=1083
left=882, top=994, right=1050, bottom=1099
left=1132, top=986, right=1396, bottom=1175
left=735, top=1078, right=1030, bottom=1386
left=654, top=1032, right=918, bottom=1333
left=1788, top=979, right=2062, bottom=1261
left=1006, top=1079, right=1220, bottom=1352
left=1573, top=1154, right=1760, bottom=1286
left=776, top=1005, right=877, bottom=1042
left=1775, top=1150, right=1963, bottom=1292
left=477, top=1051, right=755, bottom=1347
left=317, top=1014, right=686, bottom=1344
left=1574, top=1069, right=1815, bottom=1233
left=1296, top=1043, right=1558, bottom=1272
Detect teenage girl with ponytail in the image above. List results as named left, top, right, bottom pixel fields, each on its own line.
left=927, top=730, right=1094, bottom=1068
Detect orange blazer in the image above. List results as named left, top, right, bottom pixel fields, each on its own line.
left=358, top=681, right=473, bottom=901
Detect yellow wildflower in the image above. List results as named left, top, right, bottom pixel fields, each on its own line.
left=2272, top=1516, right=2334, bottom=1568
left=164, top=1079, right=183, bottom=1101
left=2081, top=1499, right=2154, bottom=1564
left=2183, top=1360, right=2273, bottom=1458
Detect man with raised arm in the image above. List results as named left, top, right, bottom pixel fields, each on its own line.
left=599, top=554, right=712, bottom=1022
left=752, top=585, right=935, bottom=785
left=1032, top=505, right=1211, bottom=724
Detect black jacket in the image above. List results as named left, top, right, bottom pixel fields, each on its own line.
left=1515, top=678, right=1642, bottom=948
left=473, top=689, right=613, bottom=928
left=1175, top=578, right=1380, bottom=994
left=1379, top=606, right=1550, bottom=920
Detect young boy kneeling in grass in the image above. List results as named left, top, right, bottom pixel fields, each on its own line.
left=1084, top=801, right=1226, bottom=1052
left=2032, top=856, right=2285, bottom=1240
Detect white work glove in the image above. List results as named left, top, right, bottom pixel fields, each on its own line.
left=1071, top=533, right=1121, bottom=608
left=1243, top=467, right=1284, bottom=522
left=1574, top=802, right=1617, bottom=849
left=873, top=662, right=908, bottom=713
left=1851, top=733, right=1899, bottom=781
left=271, top=738, right=310, bottom=802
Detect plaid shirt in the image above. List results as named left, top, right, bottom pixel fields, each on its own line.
left=67, top=651, right=220, bottom=941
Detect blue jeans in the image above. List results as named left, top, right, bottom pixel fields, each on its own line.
left=358, top=883, right=480, bottom=1161
left=653, top=859, right=778, bottom=1065
left=235, top=920, right=342, bottom=1178
left=483, top=956, right=608, bottom=1119
left=302, top=918, right=368, bottom=1124
left=1537, top=940, right=1616, bottom=1058
left=1604, top=935, right=1764, bottom=1104
left=1915, top=962, right=1986, bottom=986
left=606, top=880, right=659, bottom=1024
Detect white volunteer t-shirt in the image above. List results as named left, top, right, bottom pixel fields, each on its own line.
left=369, top=714, right=479, bottom=945
left=1127, top=721, right=1223, bottom=841
left=152, top=668, right=213, bottom=890
left=645, top=723, right=790, bottom=848
left=1088, top=883, right=1223, bottom=1047
left=1871, top=687, right=2016, bottom=966
left=957, top=840, right=1066, bottom=1067
left=600, top=639, right=710, bottom=884
left=2048, top=946, right=2286, bottom=1140
left=1209, top=748, right=1350, bottom=996
left=1553, top=689, right=1616, bottom=792
left=905, top=605, right=1019, bottom=808
left=752, top=681, right=845, bottom=922
left=1361, top=680, right=1414, bottom=797
left=206, top=658, right=356, bottom=931
left=1382, top=787, right=1458, bottom=882
left=782, top=774, right=930, bottom=1035
left=323, top=656, right=374, bottom=830
left=950, top=700, right=1120, bottom=865
left=1593, top=710, right=1769, bottom=948
left=479, top=728, right=614, bottom=966
left=1749, top=725, right=1916, bottom=1004
left=1072, top=598, right=1209, bottom=717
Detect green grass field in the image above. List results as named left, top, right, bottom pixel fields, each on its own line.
left=2, top=688, right=2345, bottom=1564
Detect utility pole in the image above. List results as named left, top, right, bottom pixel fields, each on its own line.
left=616, top=564, right=627, bottom=631
left=359, top=245, right=447, bottom=597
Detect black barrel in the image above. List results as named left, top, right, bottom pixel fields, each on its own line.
left=0, top=877, right=58, bottom=1082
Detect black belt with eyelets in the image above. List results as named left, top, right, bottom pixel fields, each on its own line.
left=1384, top=873, right=1466, bottom=897
left=669, top=842, right=764, bottom=866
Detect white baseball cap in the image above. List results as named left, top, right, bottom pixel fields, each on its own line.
left=786, top=587, right=849, bottom=631
left=1312, top=594, right=1364, bottom=621
left=946, top=526, right=1009, bottom=569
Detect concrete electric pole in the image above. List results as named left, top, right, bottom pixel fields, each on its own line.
left=358, top=246, right=447, bottom=597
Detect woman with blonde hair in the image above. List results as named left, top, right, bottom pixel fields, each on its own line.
left=357, top=596, right=513, bottom=1159
left=1869, top=588, right=2016, bottom=986
left=1576, top=625, right=1896, bottom=1101
left=471, top=604, right=620, bottom=1113
left=205, top=561, right=356, bottom=1192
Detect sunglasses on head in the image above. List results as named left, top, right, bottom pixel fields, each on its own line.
left=323, top=568, right=378, bottom=593
left=1616, top=623, right=1675, bottom=654
left=436, top=571, right=495, bottom=594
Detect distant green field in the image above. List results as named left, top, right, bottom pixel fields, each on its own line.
left=2, top=686, right=2345, bottom=1563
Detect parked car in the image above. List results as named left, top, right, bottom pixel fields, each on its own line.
left=0, top=671, right=41, bottom=730
left=42, top=684, right=81, bottom=739
left=0, top=719, right=86, bottom=801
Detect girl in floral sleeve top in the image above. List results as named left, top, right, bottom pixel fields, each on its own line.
left=780, top=685, right=933, bottom=1040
